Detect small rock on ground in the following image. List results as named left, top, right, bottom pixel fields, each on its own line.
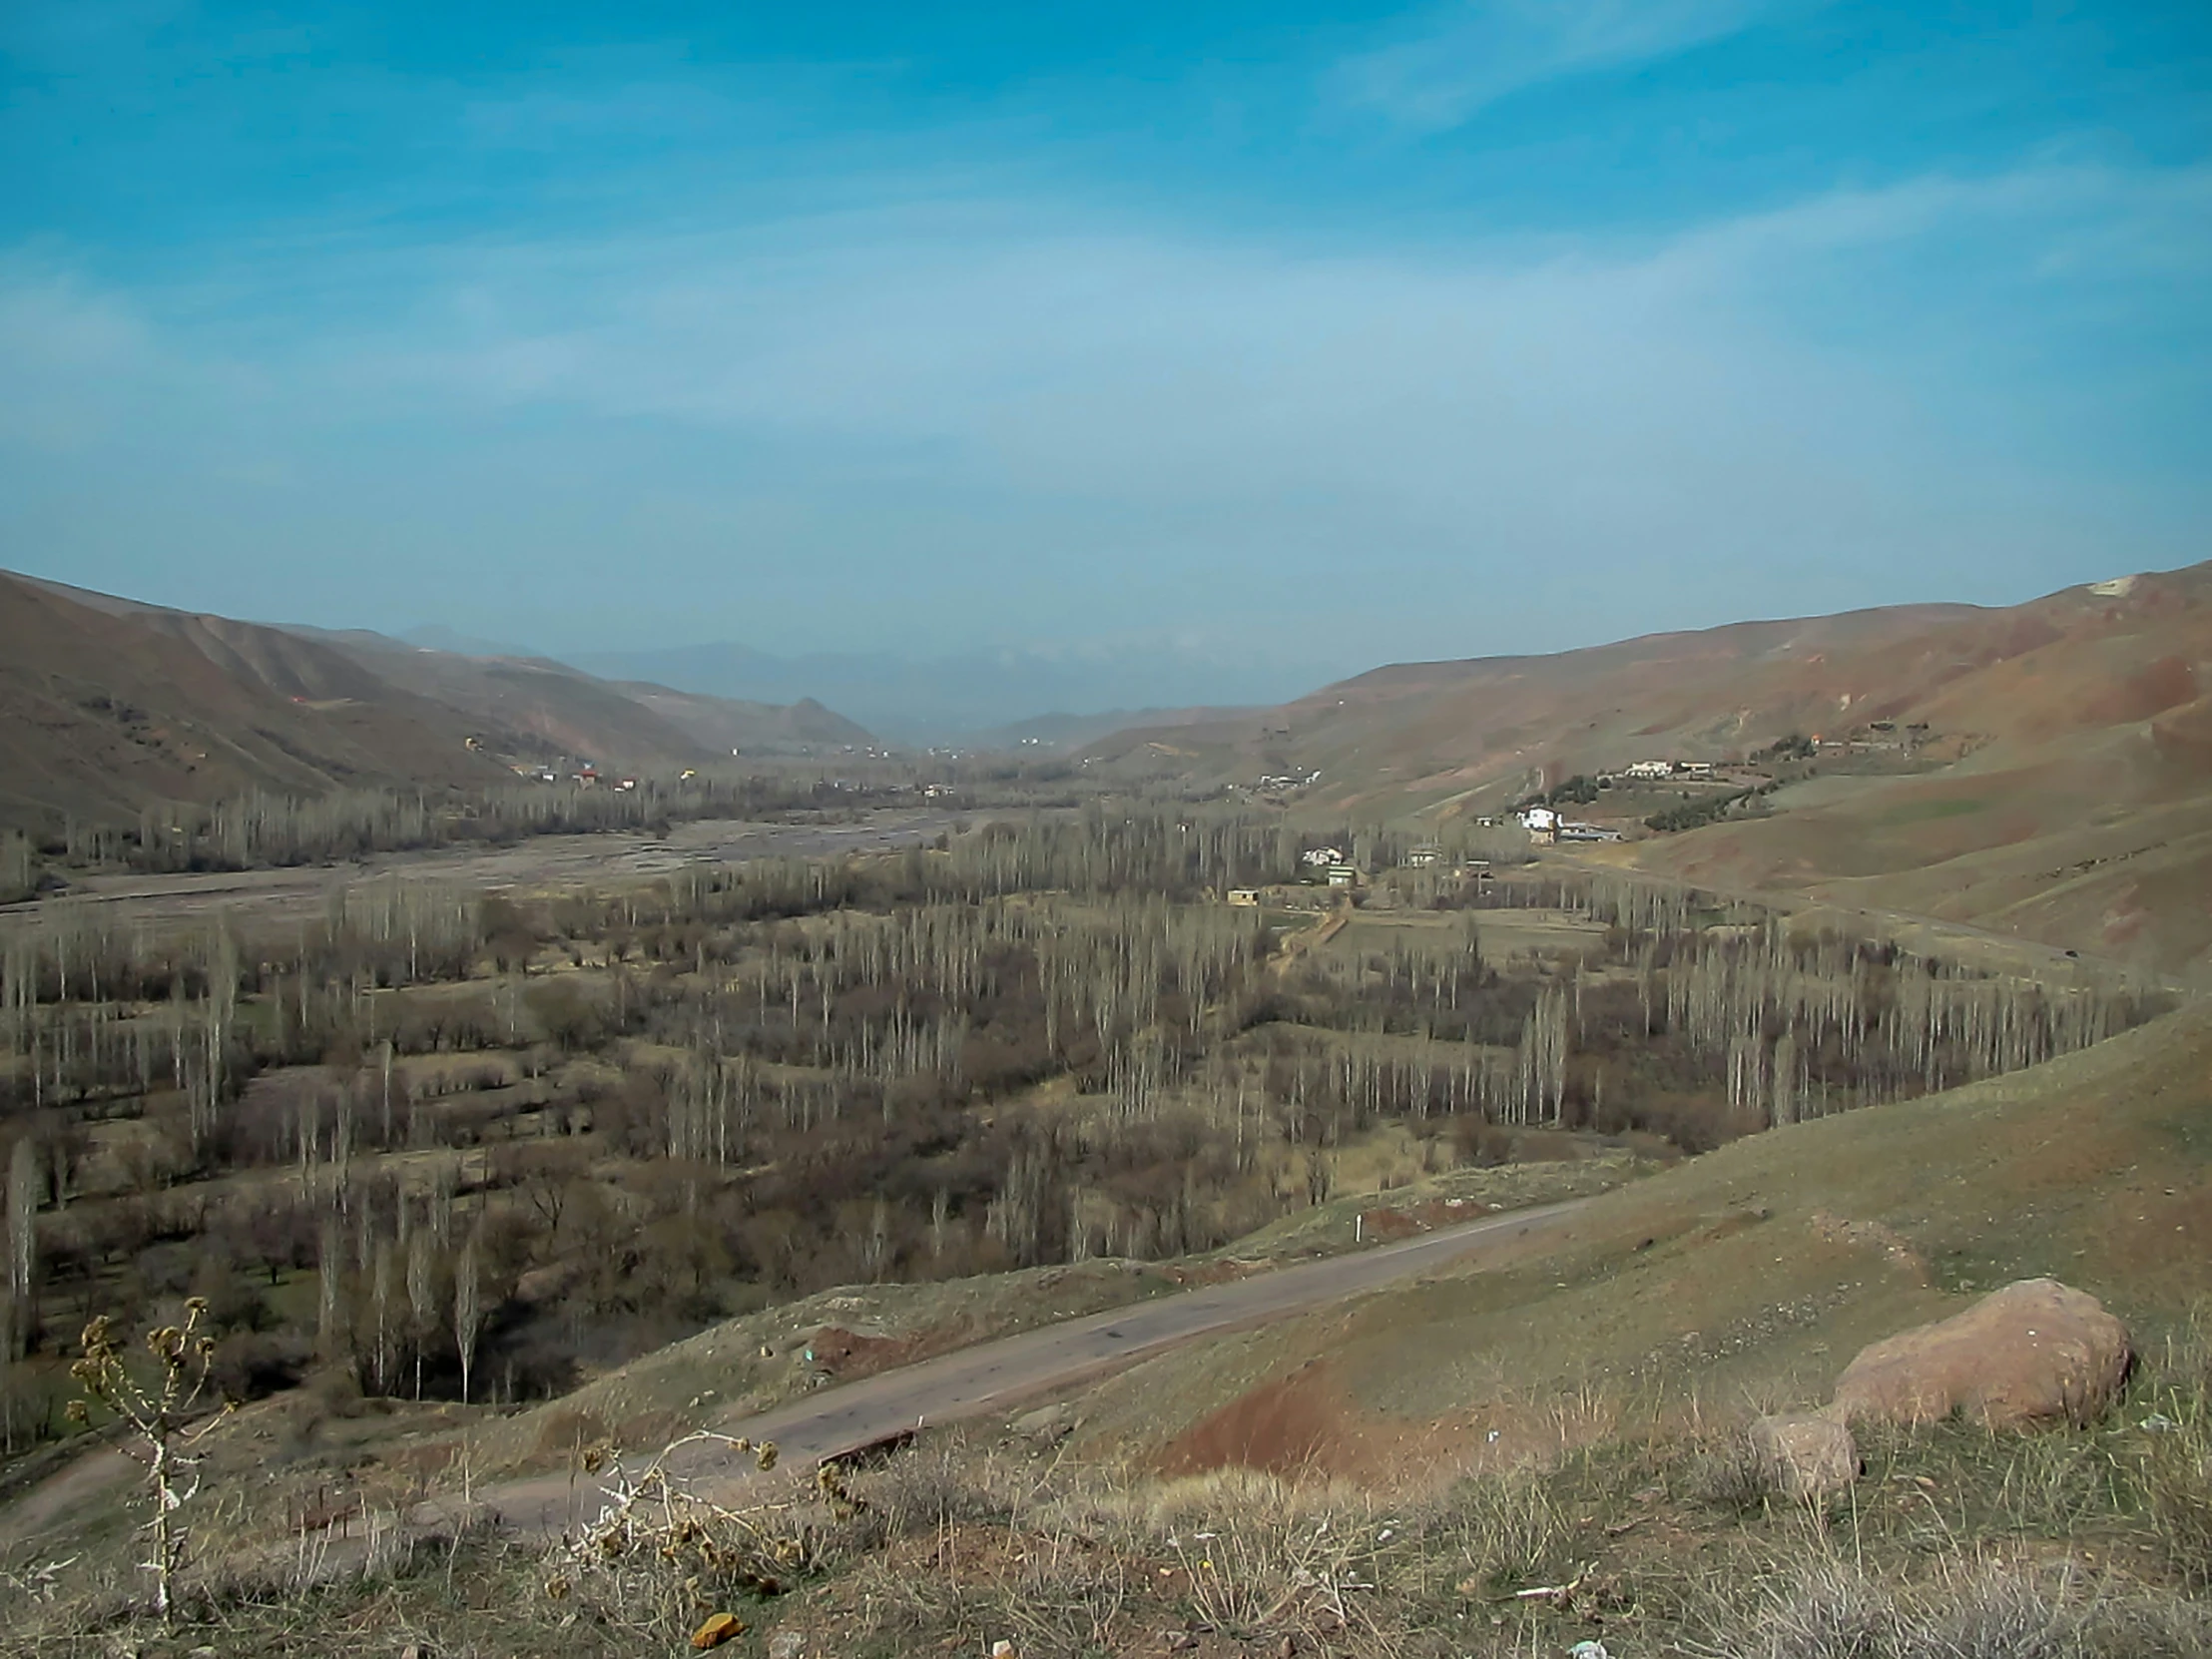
left=1751, top=1410, right=1859, bottom=1503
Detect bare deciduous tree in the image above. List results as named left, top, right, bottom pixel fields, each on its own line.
left=453, top=1233, right=481, bottom=1405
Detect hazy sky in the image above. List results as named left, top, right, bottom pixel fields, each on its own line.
left=3, top=1, right=2208, bottom=696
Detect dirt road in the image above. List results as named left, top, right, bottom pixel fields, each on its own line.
left=470, top=1197, right=1589, bottom=1534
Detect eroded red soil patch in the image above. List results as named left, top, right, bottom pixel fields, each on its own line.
left=1157, top=1361, right=1357, bottom=1477
left=806, top=1326, right=928, bottom=1379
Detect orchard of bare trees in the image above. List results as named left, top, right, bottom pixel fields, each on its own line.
left=0, top=808, right=2159, bottom=1466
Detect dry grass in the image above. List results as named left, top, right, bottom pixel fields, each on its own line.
left=2136, top=1310, right=2212, bottom=1589
left=1694, top=1553, right=2212, bottom=1659
left=5, top=1388, right=2211, bottom=1659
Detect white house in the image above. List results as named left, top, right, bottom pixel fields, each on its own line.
left=1624, top=760, right=1675, bottom=781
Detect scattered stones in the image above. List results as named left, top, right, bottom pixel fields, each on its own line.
left=1830, top=1278, right=2130, bottom=1429
left=690, top=1612, right=747, bottom=1650
left=1808, top=1210, right=1930, bottom=1280
left=1750, top=1411, right=1860, bottom=1504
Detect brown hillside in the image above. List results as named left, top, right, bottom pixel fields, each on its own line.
left=1633, top=568, right=2212, bottom=973
left=0, top=573, right=882, bottom=834
left=0, top=573, right=509, bottom=831
left=613, top=684, right=876, bottom=754
left=299, top=632, right=714, bottom=768
left=1088, top=562, right=2212, bottom=970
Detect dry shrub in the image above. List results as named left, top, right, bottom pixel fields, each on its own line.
left=543, top=1432, right=810, bottom=1645
left=1694, top=1423, right=1779, bottom=1515
left=837, top=1433, right=1023, bottom=1550
left=1704, top=1556, right=2211, bottom=1659
left=2137, top=1310, right=2212, bottom=1588
left=2141, top=1415, right=2212, bottom=1589
left=839, top=1451, right=1415, bottom=1656
left=1445, top=1466, right=1564, bottom=1591
left=1719, top=1559, right=1900, bottom=1659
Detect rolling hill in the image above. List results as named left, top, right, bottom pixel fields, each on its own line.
left=0, top=573, right=876, bottom=833
left=1085, top=562, right=2212, bottom=972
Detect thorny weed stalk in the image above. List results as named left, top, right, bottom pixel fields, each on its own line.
left=544, top=1430, right=801, bottom=1642
left=65, top=1298, right=230, bottom=1625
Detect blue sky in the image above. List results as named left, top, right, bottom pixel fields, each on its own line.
left=2, top=1, right=2208, bottom=703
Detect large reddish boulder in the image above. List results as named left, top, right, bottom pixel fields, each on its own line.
left=1829, top=1278, right=2130, bottom=1429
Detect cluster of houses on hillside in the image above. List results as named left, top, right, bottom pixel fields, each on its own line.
left=1227, top=838, right=1493, bottom=905
left=1618, top=759, right=1716, bottom=781
left=1515, top=807, right=1623, bottom=844
left=505, top=760, right=642, bottom=790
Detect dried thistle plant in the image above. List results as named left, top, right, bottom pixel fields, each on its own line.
left=66, top=1298, right=231, bottom=1623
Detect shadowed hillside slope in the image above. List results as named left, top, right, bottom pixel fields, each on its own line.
left=0, top=574, right=879, bottom=833
left=0, top=572, right=511, bottom=830
left=290, top=629, right=719, bottom=769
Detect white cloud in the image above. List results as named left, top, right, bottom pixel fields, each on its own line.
left=1, top=161, right=2204, bottom=665
left=0, top=257, right=159, bottom=450
left=1335, top=0, right=1777, bottom=130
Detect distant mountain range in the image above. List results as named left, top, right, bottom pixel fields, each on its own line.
left=559, top=641, right=1307, bottom=745
left=0, top=572, right=878, bottom=833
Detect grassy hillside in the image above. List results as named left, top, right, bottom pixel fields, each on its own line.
left=1073, top=998, right=2212, bottom=1476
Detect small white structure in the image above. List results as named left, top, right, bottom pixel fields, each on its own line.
left=1519, top=807, right=1560, bottom=843
left=1302, top=846, right=1346, bottom=867
left=1624, top=760, right=1675, bottom=781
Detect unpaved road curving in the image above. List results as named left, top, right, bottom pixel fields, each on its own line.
left=469, top=1197, right=1591, bottom=1535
